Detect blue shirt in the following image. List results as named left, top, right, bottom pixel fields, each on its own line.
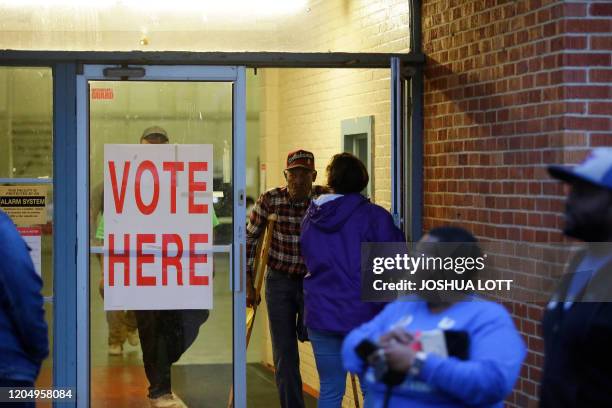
left=0, top=210, right=48, bottom=382
left=342, top=297, right=526, bottom=408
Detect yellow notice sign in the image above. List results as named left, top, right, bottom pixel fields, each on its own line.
left=0, top=185, right=47, bottom=226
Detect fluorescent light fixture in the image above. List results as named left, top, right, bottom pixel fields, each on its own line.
left=0, top=0, right=308, bottom=15
left=129, top=0, right=307, bottom=15
left=1, top=0, right=112, bottom=6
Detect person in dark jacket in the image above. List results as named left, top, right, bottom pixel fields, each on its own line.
left=300, top=152, right=405, bottom=407
left=135, top=127, right=211, bottom=408
left=0, top=209, right=48, bottom=407
left=541, top=147, right=612, bottom=407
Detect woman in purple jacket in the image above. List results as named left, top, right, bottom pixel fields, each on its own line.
left=300, top=153, right=405, bottom=407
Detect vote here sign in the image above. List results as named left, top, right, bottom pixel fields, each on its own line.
left=103, top=144, right=213, bottom=310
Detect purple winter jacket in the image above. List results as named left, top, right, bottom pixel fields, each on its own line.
left=300, top=193, right=405, bottom=334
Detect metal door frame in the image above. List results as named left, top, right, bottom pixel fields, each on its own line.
left=391, top=57, right=423, bottom=241
left=75, top=65, right=247, bottom=407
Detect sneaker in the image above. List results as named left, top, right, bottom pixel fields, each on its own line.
left=149, top=393, right=187, bottom=408
left=108, top=343, right=123, bottom=356
left=127, top=329, right=139, bottom=346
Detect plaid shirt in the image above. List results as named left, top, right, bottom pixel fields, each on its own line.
left=246, top=185, right=328, bottom=279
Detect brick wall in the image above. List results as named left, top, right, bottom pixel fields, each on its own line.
left=422, top=0, right=612, bottom=406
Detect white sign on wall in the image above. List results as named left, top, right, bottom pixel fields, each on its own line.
left=104, top=144, right=214, bottom=310
left=18, top=227, right=42, bottom=277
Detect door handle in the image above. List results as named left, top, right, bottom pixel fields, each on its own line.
left=103, top=67, right=145, bottom=78
left=238, top=243, right=244, bottom=292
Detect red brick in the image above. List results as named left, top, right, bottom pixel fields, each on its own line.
left=542, top=117, right=564, bottom=132
left=537, top=8, right=551, bottom=24
left=592, top=134, right=612, bottom=147
left=590, top=36, right=612, bottom=50
left=561, top=19, right=612, bottom=33
left=550, top=69, right=586, bottom=84
left=523, top=379, right=536, bottom=396
left=542, top=54, right=557, bottom=70
left=563, top=53, right=611, bottom=67
left=550, top=101, right=585, bottom=115
left=543, top=22, right=557, bottom=37
left=528, top=57, right=542, bottom=72
left=529, top=367, right=542, bottom=383
left=551, top=36, right=586, bottom=52
left=562, top=3, right=587, bottom=17
left=535, top=40, right=548, bottom=55
left=590, top=69, right=612, bottom=83
left=564, top=86, right=612, bottom=99
left=563, top=116, right=610, bottom=131
left=536, top=72, right=549, bottom=87
left=527, top=305, right=544, bottom=324
left=590, top=3, right=612, bottom=16
left=529, top=182, right=542, bottom=195
left=589, top=102, right=612, bottom=115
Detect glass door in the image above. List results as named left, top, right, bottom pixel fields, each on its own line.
left=0, top=67, right=54, bottom=406
left=76, top=65, right=246, bottom=407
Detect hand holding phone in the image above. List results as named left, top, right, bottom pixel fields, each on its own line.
left=379, top=327, right=414, bottom=348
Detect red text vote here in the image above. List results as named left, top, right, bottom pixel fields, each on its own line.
left=107, top=233, right=209, bottom=287
left=108, top=160, right=209, bottom=215
left=103, top=144, right=214, bottom=310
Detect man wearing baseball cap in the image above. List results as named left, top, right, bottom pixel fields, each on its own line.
left=246, top=149, right=327, bottom=408
left=541, top=147, right=612, bottom=407
left=140, top=125, right=169, bottom=144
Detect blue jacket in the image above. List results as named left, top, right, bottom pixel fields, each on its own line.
left=0, top=210, right=48, bottom=382
left=300, top=193, right=405, bottom=334
left=342, top=298, right=526, bottom=408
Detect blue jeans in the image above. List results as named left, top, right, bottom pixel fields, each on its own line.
left=308, top=328, right=365, bottom=408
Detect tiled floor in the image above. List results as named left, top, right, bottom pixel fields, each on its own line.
left=88, top=253, right=317, bottom=407
left=88, top=363, right=316, bottom=407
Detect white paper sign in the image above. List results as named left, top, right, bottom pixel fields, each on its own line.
left=18, top=227, right=42, bottom=277
left=104, top=144, right=213, bottom=310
